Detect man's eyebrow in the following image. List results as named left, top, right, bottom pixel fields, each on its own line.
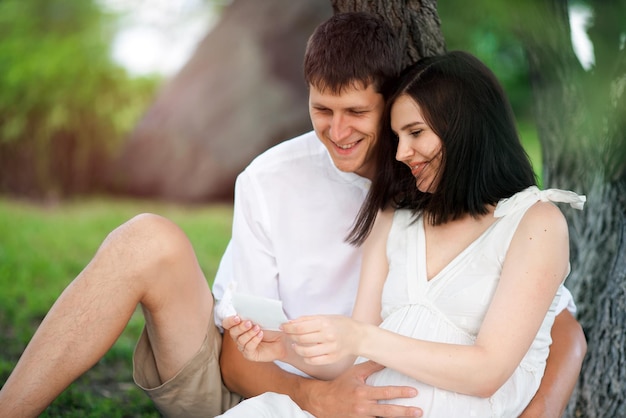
left=310, top=104, right=371, bottom=112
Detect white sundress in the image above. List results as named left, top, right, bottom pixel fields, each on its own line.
left=217, top=187, right=586, bottom=418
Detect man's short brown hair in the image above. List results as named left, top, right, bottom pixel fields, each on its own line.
left=304, top=12, right=403, bottom=95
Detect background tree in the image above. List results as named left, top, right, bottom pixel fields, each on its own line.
left=114, top=0, right=332, bottom=201
left=516, top=1, right=625, bottom=416
left=0, top=0, right=157, bottom=200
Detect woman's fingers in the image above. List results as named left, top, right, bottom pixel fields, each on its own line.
left=283, top=316, right=342, bottom=345
left=282, top=316, right=324, bottom=333
left=284, top=315, right=358, bottom=363
left=291, top=341, right=341, bottom=364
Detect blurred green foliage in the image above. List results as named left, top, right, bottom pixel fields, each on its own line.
left=439, top=0, right=625, bottom=186
left=437, top=0, right=556, bottom=183
left=438, top=0, right=535, bottom=120
left=0, top=0, right=159, bottom=199
left=0, top=0, right=581, bottom=200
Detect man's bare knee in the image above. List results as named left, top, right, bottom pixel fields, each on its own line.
left=106, top=213, right=187, bottom=256
left=101, top=213, right=192, bottom=271
left=113, top=214, right=209, bottom=309
left=86, top=213, right=205, bottom=307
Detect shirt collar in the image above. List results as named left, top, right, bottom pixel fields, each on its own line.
left=321, top=144, right=372, bottom=191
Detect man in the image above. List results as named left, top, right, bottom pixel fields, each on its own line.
left=0, top=12, right=585, bottom=418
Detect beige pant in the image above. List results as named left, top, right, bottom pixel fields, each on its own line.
left=133, top=309, right=242, bottom=417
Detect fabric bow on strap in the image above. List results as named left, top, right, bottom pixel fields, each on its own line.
left=494, top=186, right=586, bottom=218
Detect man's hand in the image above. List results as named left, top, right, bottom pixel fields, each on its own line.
left=296, top=361, right=422, bottom=418
left=222, top=315, right=287, bottom=362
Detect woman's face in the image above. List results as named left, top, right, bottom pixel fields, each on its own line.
left=391, top=94, right=443, bottom=193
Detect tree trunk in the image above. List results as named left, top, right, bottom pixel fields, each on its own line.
left=522, top=1, right=615, bottom=318
left=513, top=1, right=625, bottom=414
left=578, top=216, right=626, bottom=417
left=331, top=0, right=445, bottom=67
left=112, top=0, right=333, bottom=201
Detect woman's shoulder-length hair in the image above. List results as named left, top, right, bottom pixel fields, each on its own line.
left=348, top=51, right=537, bottom=246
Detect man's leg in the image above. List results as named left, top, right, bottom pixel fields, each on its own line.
left=0, top=213, right=214, bottom=417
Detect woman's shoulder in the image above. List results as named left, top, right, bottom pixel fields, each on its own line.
left=522, top=200, right=568, bottom=226
left=516, top=200, right=569, bottom=244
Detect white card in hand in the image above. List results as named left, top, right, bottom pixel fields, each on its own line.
left=231, top=293, right=288, bottom=331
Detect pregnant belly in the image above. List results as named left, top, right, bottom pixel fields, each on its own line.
left=360, top=303, right=536, bottom=417
left=361, top=304, right=482, bottom=412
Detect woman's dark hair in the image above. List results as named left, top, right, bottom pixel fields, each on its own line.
left=304, top=12, right=403, bottom=95
left=349, top=51, right=537, bottom=245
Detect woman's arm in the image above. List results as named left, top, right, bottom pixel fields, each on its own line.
left=289, top=202, right=571, bottom=397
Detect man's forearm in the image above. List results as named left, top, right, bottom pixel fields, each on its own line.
left=520, top=310, right=587, bottom=417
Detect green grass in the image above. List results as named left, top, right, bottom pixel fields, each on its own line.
left=0, top=197, right=233, bottom=416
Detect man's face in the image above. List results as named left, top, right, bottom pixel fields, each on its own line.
left=308, top=83, right=385, bottom=180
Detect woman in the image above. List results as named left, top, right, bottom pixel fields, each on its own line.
left=219, top=51, right=585, bottom=417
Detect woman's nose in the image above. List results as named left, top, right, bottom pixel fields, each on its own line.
left=395, top=137, right=414, bottom=161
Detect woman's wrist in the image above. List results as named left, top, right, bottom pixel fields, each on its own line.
left=353, top=320, right=374, bottom=357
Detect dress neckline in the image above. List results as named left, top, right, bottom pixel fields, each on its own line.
left=416, top=215, right=501, bottom=283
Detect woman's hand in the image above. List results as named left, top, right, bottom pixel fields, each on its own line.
left=222, top=315, right=287, bottom=362
left=281, top=315, right=363, bottom=365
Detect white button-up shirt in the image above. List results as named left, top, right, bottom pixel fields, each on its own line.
left=213, top=130, right=371, bottom=326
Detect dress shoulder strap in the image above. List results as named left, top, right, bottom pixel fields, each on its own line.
left=494, top=186, right=586, bottom=218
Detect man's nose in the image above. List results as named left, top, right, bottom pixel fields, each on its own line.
left=330, top=114, right=350, bottom=142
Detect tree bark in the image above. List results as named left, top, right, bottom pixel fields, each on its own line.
left=331, top=0, right=445, bottom=66
left=577, top=216, right=626, bottom=417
